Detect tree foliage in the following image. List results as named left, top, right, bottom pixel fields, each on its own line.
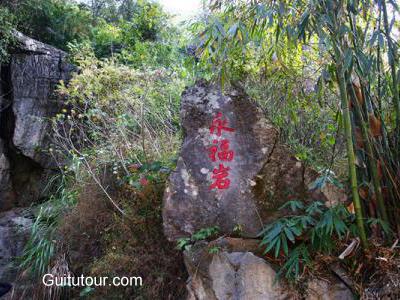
left=0, top=0, right=169, bottom=54
left=0, top=7, right=15, bottom=63
left=3, top=0, right=93, bottom=50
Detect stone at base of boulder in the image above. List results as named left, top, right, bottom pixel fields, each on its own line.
left=184, top=238, right=291, bottom=300
left=186, top=251, right=289, bottom=300
left=184, top=238, right=354, bottom=300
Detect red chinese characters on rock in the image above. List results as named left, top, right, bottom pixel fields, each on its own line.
left=209, top=112, right=235, bottom=136
left=209, top=164, right=231, bottom=189
left=208, top=139, right=234, bottom=162
left=207, top=112, right=235, bottom=190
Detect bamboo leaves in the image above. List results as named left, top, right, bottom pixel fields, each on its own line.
left=259, top=200, right=354, bottom=280
left=297, top=10, right=310, bottom=41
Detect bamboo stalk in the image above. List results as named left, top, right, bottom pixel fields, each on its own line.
left=348, top=85, right=389, bottom=225
left=334, top=46, right=369, bottom=248
left=348, top=5, right=392, bottom=234
left=381, top=0, right=400, bottom=162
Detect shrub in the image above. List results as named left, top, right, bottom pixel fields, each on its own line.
left=52, top=50, right=189, bottom=215
left=259, top=199, right=357, bottom=282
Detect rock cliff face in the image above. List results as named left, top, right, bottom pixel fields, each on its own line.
left=0, top=33, right=71, bottom=296
left=0, top=31, right=72, bottom=211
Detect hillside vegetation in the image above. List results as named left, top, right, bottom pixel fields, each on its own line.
left=1, top=0, right=400, bottom=298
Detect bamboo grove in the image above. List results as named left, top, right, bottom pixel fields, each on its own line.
left=196, top=0, right=400, bottom=247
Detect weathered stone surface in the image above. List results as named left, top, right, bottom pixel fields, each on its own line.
left=0, top=208, right=33, bottom=284
left=163, top=81, right=346, bottom=241
left=184, top=239, right=291, bottom=300
left=0, top=31, right=72, bottom=210
left=11, top=31, right=72, bottom=168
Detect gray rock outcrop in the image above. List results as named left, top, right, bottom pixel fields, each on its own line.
left=0, top=208, right=33, bottom=284
left=0, top=31, right=72, bottom=210
left=10, top=31, right=72, bottom=167
left=163, top=81, right=346, bottom=241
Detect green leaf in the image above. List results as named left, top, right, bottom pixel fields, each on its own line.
left=291, top=225, right=302, bottom=237
left=149, top=161, right=162, bottom=171
left=263, top=236, right=279, bottom=254
left=279, top=200, right=304, bottom=212
left=343, top=49, right=353, bottom=72
left=306, top=201, right=325, bottom=215
left=369, top=30, right=378, bottom=46
left=266, top=222, right=283, bottom=241
left=274, top=236, right=282, bottom=257
left=228, top=23, right=239, bottom=38
left=297, top=10, right=310, bottom=41
left=284, top=226, right=295, bottom=242
left=378, top=33, right=385, bottom=48
left=281, top=234, right=289, bottom=255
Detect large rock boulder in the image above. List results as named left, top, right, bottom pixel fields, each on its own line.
left=163, top=81, right=346, bottom=241
left=0, top=31, right=72, bottom=210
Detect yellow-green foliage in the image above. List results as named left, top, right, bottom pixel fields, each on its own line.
left=51, top=44, right=194, bottom=219
left=55, top=49, right=187, bottom=168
